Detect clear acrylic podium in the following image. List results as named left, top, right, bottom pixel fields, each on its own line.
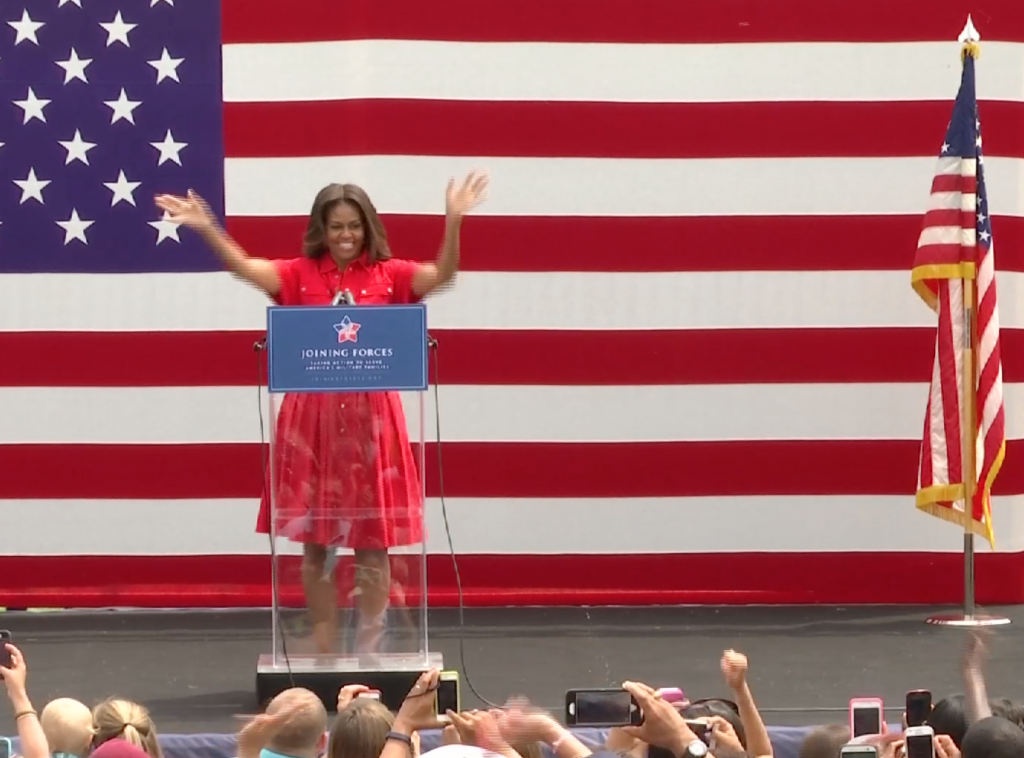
left=255, top=303, right=442, bottom=710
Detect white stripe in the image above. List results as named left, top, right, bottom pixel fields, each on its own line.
left=220, top=40, right=1024, bottom=104
left=8, top=271, right=1024, bottom=331
left=222, top=155, right=1024, bottom=217
left=6, top=383, right=1024, bottom=444
left=4, top=495, right=1024, bottom=555
left=918, top=226, right=963, bottom=246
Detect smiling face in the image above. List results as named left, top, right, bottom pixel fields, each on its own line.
left=324, top=200, right=365, bottom=265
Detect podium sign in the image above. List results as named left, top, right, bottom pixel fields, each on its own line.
left=267, top=304, right=428, bottom=393
left=257, top=303, right=440, bottom=711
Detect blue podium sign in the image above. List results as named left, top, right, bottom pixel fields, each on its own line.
left=266, top=305, right=428, bottom=393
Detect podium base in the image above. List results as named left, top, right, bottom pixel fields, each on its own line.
left=255, top=651, right=444, bottom=711
left=925, top=613, right=1011, bottom=627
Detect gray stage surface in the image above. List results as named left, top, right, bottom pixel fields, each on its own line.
left=1, top=606, right=1022, bottom=735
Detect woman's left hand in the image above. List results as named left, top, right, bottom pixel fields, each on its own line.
left=446, top=171, right=489, bottom=218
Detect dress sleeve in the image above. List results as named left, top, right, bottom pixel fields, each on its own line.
left=271, top=258, right=301, bottom=305
left=387, top=258, right=424, bottom=304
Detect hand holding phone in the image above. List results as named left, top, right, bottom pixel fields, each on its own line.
left=904, top=726, right=936, bottom=758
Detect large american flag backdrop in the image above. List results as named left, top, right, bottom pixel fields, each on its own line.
left=0, top=0, right=1022, bottom=608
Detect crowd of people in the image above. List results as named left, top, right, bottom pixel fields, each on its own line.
left=2, top=632, right=1022, bottom=758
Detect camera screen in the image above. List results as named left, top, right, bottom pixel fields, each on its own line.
left=905, top=734, right=934, bottom=758
left=852, top=707, right=881, bottom=737
left=575, top=691, right=632, bottom=724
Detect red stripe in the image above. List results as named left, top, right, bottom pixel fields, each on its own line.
left=223, top=100, right=1024, bottom=161
left=224, top=215, right=1024, bottom=274
left=221, top=0, right=1024, bottom=44
left=11, top=439, right=1024, bottom=499
left=3, top=551, right=1024, bottom=607
left=936, top=281, right=964, bottom=487
left=10, top=328, right=1024, bottom=387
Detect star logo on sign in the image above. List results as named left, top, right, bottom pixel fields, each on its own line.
left=333, top=316, right=361, bottom=344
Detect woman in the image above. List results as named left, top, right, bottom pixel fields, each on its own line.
left=155, top=171, right=489, bottom=654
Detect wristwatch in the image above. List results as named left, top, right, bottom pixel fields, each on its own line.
left=683, top=740, right=708, bottom=758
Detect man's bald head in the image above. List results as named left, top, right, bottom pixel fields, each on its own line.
left=266, top=688, right=328, bottom=757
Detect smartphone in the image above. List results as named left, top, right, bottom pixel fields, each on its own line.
left=685, top=720, right=711, bottom=746
left=657, top=687, right=687, bottom=705
left=435, top=671, right=460, bottom=717
left=355, top=690, right=381, bottom=701
left=839, top=747, right=878, bottom=758
left=904, top=725, right=936, bottom=758
left=0, top=737, right=11, bottom=758
left=0, top=631, right=11, bottom=673
left=906, top=690, right=932, bottom=728
left=564, top=688, right=642, bottom=727
left=849, top=698, right=884, bottom=738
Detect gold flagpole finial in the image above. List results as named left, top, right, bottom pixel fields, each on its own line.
left=959, top=15, right=981, bottom=60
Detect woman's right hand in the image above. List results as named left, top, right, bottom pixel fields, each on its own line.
left=393, top=669, right=445, bottom=734
left=154, top=190, right=217, bottom=232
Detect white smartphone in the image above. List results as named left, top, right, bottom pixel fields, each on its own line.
left=355, top=690, right=381, bottom=700
left=849, top=697, right=885, bottom=737
left=840, top=747, right=878, bottom=758
left=904, top=725, right=936, bottom=758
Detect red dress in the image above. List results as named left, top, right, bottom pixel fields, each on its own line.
left=255, top=253, right=425, bottom=550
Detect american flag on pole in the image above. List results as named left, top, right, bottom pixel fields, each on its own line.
left=1, top=0, right=1023, bottom=607
left=911, top=37, right=1005, bottom=548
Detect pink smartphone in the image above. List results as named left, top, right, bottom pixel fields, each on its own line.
left=657, top=687, right=687, bottom=705
left=849, top=698, right=884, bottom=738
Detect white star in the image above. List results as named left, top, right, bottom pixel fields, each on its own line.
left=980, top=230, right=991, bottom=243
left=8, top=10, right=44, bottom=45
left=13, top=87, right=51, bottom=124
left=56, top=48, right=92, bottom=84
left=148, top=48, right=183, bottom=83
left=149, top=211, right=181, bottom=244
left=104, top=88, right=141, bottom=125
left=104, top=170, right=141, bottom=207
left=58, top=0, right=82, bottom=6
left=975, top=135, right=983, bottom=148
left=151, top=0, right=174, bottom=5
left=58, top=129, right=97, bottom=165
left=940, top=143, right=950, bottom=154
left=978, top=211, right=987, bottom=224
left=150, top=129, right=187, bottom=166
left=13, top=168, right=50, bottom=205
left=56, top=209, right=94, bottom=245
left=99, top=11, right=136, bottom=47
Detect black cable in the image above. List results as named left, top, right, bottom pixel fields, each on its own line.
left=256, top=340, right=295, bottom=688
left=430, top=338, right=500, bottom=708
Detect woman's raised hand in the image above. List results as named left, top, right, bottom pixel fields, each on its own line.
left=154, top=189, right=217, bottom=232
left=446, top=170, right=489, bottom=219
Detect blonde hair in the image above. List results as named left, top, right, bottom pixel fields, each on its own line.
left=266, top=688, right=328, bottom=757
left=40, top=698, right=94, bottom=757
left=328, top=699, right=394, bottom=758
left=92, top=699, right=162, bottom=758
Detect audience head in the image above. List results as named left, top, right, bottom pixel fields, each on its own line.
left=927, top=694, right=968, bottom=747
left=40, top=698, right=95, bottom=758
left=798, top=724, right=851, bottom=758
left=960, top=716, right=1024, bottom=758
left=92, top=698, right=163, bottom=758
left=265, top=687, right=328, bottom=758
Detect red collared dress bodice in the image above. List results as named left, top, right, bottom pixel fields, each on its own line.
left=255, top=254, right=425, bottom=550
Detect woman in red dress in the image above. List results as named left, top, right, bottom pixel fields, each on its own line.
left=155, top=172, right=489, bottom=654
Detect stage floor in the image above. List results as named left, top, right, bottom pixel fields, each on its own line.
left=2, top=605, right=1023, bottom=735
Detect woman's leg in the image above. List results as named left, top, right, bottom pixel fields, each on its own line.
left=302, top=543, right=337, bottom=654
left=352, top=548, right=391, bottom=652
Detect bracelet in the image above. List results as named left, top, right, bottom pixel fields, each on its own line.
left=386, top=732, right=413, bottom=748
left=14, top=710, right=37, bottom=721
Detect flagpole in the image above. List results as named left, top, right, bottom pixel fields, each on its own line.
left=926, top=16, right=1009, bottom=628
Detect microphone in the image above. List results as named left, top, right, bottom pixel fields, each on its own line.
left=332, top=289, right=356, bottom=306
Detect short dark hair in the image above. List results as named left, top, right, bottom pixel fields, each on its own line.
left=961, top=716, right=1024, bottom=758
left=303, top=183, right=391, bottom=262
